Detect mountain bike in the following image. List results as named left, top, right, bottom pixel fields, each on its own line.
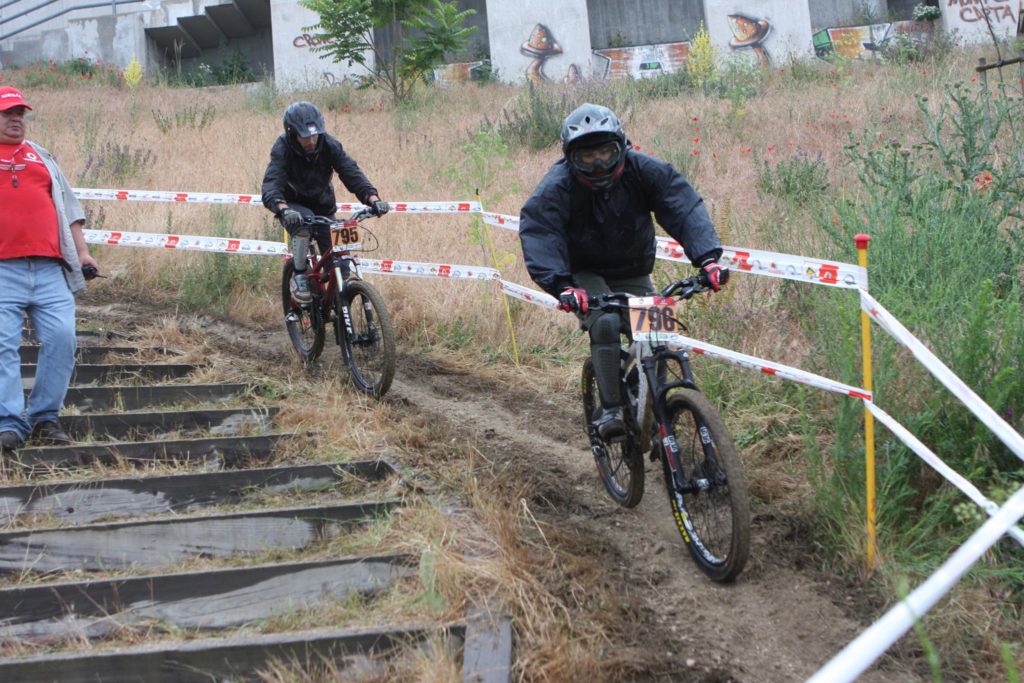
left=580, top=272, right=750, bottom=581
left=282, top=210, right=396, bottom=398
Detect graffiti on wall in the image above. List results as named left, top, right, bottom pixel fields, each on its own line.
left=727, top=13, right=772, bottom=65
left=947, top=0, right=1017, bottom=24
left=521, top=23, right=562, bottom=82
left=592, top=42, right=690, bottom=80
left=812, top=21, right=932, bottom=60
left=432, top=61, right=487, bottom=84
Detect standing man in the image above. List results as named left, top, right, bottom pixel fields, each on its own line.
left=519, top=103, right=725, bottom=441
left=0, top=86, right=98, bottom=452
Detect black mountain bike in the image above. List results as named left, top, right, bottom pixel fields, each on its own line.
left=282, top=210, right=396, bottom=398
left=581, top=272, right=750, bottom=581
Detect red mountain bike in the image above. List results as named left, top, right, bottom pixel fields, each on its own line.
left=282, top=210, right=396, bottom=398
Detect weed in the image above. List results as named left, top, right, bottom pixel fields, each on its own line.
left=152, top=103, right=217, bottom=133
left=76, top=141, right=156, bottom=186
left=757, top=152, right=830, bottom=203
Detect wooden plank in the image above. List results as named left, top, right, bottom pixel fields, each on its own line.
left=0, top=624, right=462, bottom=683
left=22, top=363, right=196, bottom=383
left=463, top=607, right=514, bottom=683
left=0, top=500, right=400, bottom=573
left=58, top=406, right=279, bottom=440
left=0, top=554, right=416, bottom=639
left=62, top=384, right=250, bottom=412
left=0, top=461, right=394, bottom=524
left=8, top=433, right=293, bottom=471
left=19, top=346, right=144, bottom=364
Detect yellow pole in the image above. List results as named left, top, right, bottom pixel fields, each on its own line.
left=856, top=233, right=877, bottom=572
left=478, top=213, right=521, bottom=366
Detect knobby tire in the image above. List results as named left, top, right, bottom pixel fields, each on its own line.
left=337, top=279, right=396, bottom=399
left=582, top=358, right=645, bottom=508
left=661, top=389, right=750, bottom=582
left=282, top=260, right=324, bottom=365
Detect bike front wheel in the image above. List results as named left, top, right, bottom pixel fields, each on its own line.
left=582, top=359, right=644, bottom=508
left=661, top=389, right=750, bottom=582
left=282, top=261, right=325, bottom=365
left=336, top=279, right=396, bottom=398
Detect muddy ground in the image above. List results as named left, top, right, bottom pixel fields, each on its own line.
left=77, top=299, right=927, bottom=683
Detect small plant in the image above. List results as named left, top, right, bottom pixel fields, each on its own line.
left=76, top=141, right=156, bottom=186
left=152, top=103, right=217, bottom=133
left=756, top=152, right=830, bottom=203
left=913, top=3, right=942, bottom=21
left=122, top=57, right=143, bottom=89
left=881, top=33, right=926, bottom=63
left=687, top=22, right=718, bottom=94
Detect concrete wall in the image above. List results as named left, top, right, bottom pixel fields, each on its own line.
left=586, top=0, right=704, bottom=49
left=808, top=0, right=888, bottom=29
left=941, top=0, right=1019, bottom=42
left=269, top=0, right=373, bottom=89
left=486, top=0, right=591, bottom=82
left=703, top=0, right=814, bottom=64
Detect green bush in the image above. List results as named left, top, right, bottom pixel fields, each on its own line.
left=757, top=152, right=830, bottom=203
left=76, top=141, right=156, bottom=186
left=152, top=103, right=217, bottom=133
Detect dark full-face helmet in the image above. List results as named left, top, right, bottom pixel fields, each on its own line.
left=283, top=101, right=326, bottom=140
left=560, top=103, right=627, bottom=190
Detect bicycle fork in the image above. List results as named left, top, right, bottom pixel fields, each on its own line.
left=643, top=354, right=710, bottom=495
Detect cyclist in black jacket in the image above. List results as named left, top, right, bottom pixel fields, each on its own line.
left=519, top=103, right=726, bottom=441
left=262, top=101, right=389, bottom=304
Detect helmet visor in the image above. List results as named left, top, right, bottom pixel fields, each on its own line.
left=570, top=141, right=624, bottom=175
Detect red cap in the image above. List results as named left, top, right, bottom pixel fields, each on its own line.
left=854, top=233, right=871, bottom=249
left=0, top=87, right=31, bottom=112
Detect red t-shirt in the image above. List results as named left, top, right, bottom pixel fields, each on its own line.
left=0, top=142, right=61, bottom=260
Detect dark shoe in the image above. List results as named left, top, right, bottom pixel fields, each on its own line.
left=594, top=406, right=626, bottom=442
left=290, top=270, right=312, bottom=305
left=0, top=430, right=23, bottom=451
left=31, top=421, right=72, bottom=445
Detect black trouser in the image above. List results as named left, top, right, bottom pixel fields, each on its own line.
left=282, top=203, right=335, bottom=270
left=574, top=272, right=655, bottom=410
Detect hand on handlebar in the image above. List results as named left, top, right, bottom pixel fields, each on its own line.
left=558, top=287, right=589, bottom=314
left=280, top=208, right=303, bottom=229
left=700, top=259, right=728, bottom=292
left=369, top=199, right=389, bottom=217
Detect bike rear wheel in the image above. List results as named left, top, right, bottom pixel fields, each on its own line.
left=661, top=389, right=749, bottom=582
left=282, top=260, right=325, bottom=364
left=336, top=279, right=396, bottom=398
left=582, top=358, right=644, bottom=508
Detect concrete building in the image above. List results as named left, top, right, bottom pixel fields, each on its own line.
left=0, top=0, right=1018, bottom=86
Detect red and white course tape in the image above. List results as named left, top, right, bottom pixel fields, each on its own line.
left=83, top=229, right=289, bottom=255
left=360, top=258, right=497, bottom=280
left=860, top=290, right=1024, bottom=462
left=633, top=331, right=872, bottom=400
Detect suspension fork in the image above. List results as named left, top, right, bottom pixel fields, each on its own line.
left=333, top=260, right=355, bottom=346
left=644, top=350, right=701, bottom=493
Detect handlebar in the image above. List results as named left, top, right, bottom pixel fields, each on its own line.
left=303, top=207, right=379, bottom=227
left=585, top=268, right=729, bottom=311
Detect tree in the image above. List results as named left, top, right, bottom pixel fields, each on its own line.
left=299, top=0, right=477, bottom=103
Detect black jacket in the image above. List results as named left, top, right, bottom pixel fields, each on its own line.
left=519, top=150, right=722, bottom=297
left=261, top=133, right=378, bottom=216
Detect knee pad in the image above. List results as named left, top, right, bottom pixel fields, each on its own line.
left=290, top=235, right=311, bottom=270
left=590, top=312, right=621, bottom=345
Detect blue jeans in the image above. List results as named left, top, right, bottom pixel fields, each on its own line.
left=0, top=258, right=76, bottom=440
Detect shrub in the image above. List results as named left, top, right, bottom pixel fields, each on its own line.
left=756, top=152, right=829, bottom=203
left=76, top=142, right=156, bottom=186
left=152, top=103, right=217, bottom=133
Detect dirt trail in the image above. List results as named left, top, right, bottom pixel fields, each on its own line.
left=79, top=301, right=924, bottom=682
left=391, top=356, right=924, bottom=683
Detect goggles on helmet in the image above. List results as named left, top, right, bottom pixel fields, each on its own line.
left=569, top=140, right=624, bottom=176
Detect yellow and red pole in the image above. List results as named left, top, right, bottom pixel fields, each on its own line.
left=856, top=233, right=877, bottom=572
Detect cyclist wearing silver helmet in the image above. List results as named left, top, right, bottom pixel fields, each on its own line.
left=519, top=103, right=725, bottom=441
left=262, top=101, right=389, bottom=304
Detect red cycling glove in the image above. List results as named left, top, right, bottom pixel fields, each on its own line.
left=701, top=260, right=727, bottom=292
left=558, top=287, right=588, bottom=314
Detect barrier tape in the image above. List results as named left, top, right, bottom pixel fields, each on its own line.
left=83, top=229, right=289, bottom=255
left=633, top=331, right=872, bottom=400
left=865, top=402, right=1024, bottom=547
left=656, top=238, right=867, bottom=289
left=808, top=484, right=1024, bottom=683
left=860, top=290, right=1024, bottom=463
left=359, top=258, right=498, bottom=281
left=74, top=188, right=482, bottom=214
left=497, top=279, right=559, bottom=309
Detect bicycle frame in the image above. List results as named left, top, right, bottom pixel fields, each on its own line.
left=302, top=213, right=373, bottom=349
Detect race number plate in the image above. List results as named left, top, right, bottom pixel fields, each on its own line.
left=331, top=221, right=361, bottom=249
left=628, top=296, right=679, bottom=334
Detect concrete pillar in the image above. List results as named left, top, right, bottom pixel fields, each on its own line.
left=701, top=0, right=814, bottom=64
left=485, top=0, right=591, bottom=83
